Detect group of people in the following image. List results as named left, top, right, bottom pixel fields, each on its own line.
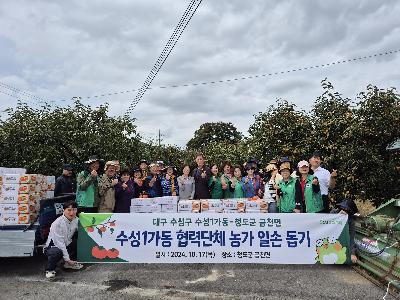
left=45, top=151, right=358, bottom=279
left=54, top=151, right=338, bottom=214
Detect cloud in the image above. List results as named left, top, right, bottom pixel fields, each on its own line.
left=0, top=0, right=400, bottom=147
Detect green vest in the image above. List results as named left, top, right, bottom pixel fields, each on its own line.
left=76, top=171, right=99, bottom=208
left=222, top=174, right=234, bottom=199
left=208, top=176, right=223, bottom=199
left=278, top=177, right=296, bottom=213
left=233, top=177, right=244, bottom=198
left=303, top=174, right=324, bottom=213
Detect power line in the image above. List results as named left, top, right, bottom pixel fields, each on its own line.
left=125, top=0, right=203, bottom=115
left=77, top=48, right=400, bottom=102
left=0, top=82, right=48, bottom=104
left=0, top=48, right=399, bottom=104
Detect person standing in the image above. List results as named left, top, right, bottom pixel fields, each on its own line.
left=208, top=164, right=223, bottom=199
left=161, top=165, right=179, bottom=196
left=177, top=165, right=195, bottom=200
left=43, top=200, right=83, bottom=279
left=76, top=155, right=102, bottom=213
left=263, top=163, right=279, bottom=213
left=138, top=159, right=149, bottom=180
left=192, top=153, right=211, bottom=199
left=231, top=165, right=245, bottom=198
left=54, top=164, right=76, bottom=197
left=309, top=151, right=337, bottom=213
left=276, top=162, right=297, bottom=213
left=242, top=163, right=263, bottom=198
left=221, top=161, right=234, bottom=199
left=114, top=167, right=135, bottom=213
left=132, top=167, right=146, bottom=198
left=98, top=161, right=118, bottom=213
left=295, top=160, right=324, bottom=213
left=145, top=163, right=163, bottom=198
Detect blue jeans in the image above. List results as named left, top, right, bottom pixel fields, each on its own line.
left=268, top=202, right=278, bottom=213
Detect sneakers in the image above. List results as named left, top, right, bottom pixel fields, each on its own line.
left=63, top=262, right=83, bottom=270
left=45, top=271, right=56, bottom=279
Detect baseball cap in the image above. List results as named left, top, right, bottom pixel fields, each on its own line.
left=297, top=160, right=309, bottom=168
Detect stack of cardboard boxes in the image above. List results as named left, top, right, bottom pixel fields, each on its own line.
left=0, top=172, right=56, bottom=225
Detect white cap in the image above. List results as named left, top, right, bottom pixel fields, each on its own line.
left=297, top=160, right=309, bottom=168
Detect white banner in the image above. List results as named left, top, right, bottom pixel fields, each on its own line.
left=78, top=213, right=350, bottom=264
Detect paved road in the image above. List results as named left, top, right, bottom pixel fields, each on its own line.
left=0, top=257, right=395, bottom=300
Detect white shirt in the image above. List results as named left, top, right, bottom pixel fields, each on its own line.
left=313, top=166, right=331, bottom=195
left=263, top=179, right=277, bottom=203
left=45, top=214, right=78, bottom=261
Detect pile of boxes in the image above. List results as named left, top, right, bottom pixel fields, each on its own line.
left=0, top=171, right=56, bottom=225
left=130, top=196, right=179, bottom=213
left=129, top=197, right=268, bottom=214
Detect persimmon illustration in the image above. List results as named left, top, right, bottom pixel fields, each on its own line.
left=100, top=226, right=107, bottom=232
left=91, top=246, right=107, bottom=259
left=107, top=248, right=119, bottom=259
left=109, top=222, right=115, bottom=227
left=87, top=227, right=94, bottom=233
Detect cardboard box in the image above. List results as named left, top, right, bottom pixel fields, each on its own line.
left=245, top=200, right=268, bottom=211
left=178, top=200, right=201, bottom=213
left=0, top=193, right=38, bottom=204
left=46, top=176, right=56, bottom=190
left=201, top=199, right=223, bottom=213
left=46, top=176, right=56, bottom=184
left=246, top=210, right=268, bottom=213
left=35, top=174, right=46, bottom=185
left=46, top=191, right=55, bottom=199
left=152, top=196, right=179, bottom=205
left=130, top=204, right=161, bottom=213
left=223, top=209, right=246, bottom=213
left=0, top=167, right=26, bottom=175
left=222, top=199, right=246, bottom=212
left=131, top=198, right=154, bottom=206
left=0, top=213, right=33, bottom=225
left=1, top=184, right=20, bottom=195
left=0, top=203, right=36, bottom=214
left=1, top=174, right=22, bottom=184
left=39, top=182, right=47, bottom=192
left=161, top=204, right=178, bottom=213
left=19, top=184, right=37, bottom=194
left=19, top=174, right=37, bottom=184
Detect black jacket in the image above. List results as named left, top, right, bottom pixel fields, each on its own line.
left=54, top=175, right=76, bottom=197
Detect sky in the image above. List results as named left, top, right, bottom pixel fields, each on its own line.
left=0, top=0, right=399, bottom=147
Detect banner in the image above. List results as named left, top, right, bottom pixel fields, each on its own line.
left=77, top=213, right=351, bottom=264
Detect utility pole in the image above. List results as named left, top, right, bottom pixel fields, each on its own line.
left=158, top=129, right=161, bottom=147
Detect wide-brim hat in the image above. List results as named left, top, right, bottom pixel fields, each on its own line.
left=279, top=162, right=291, bottom=171
left=149, top=162, right=159, bottom=168
left=104, top=161, right=117, bottom=171
left=265, top=163, right=278, bottom=172
left=85, top=155, right=103, bottom=164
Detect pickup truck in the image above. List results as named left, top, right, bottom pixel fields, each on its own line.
left=0, top=194, right=76, bottom=257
